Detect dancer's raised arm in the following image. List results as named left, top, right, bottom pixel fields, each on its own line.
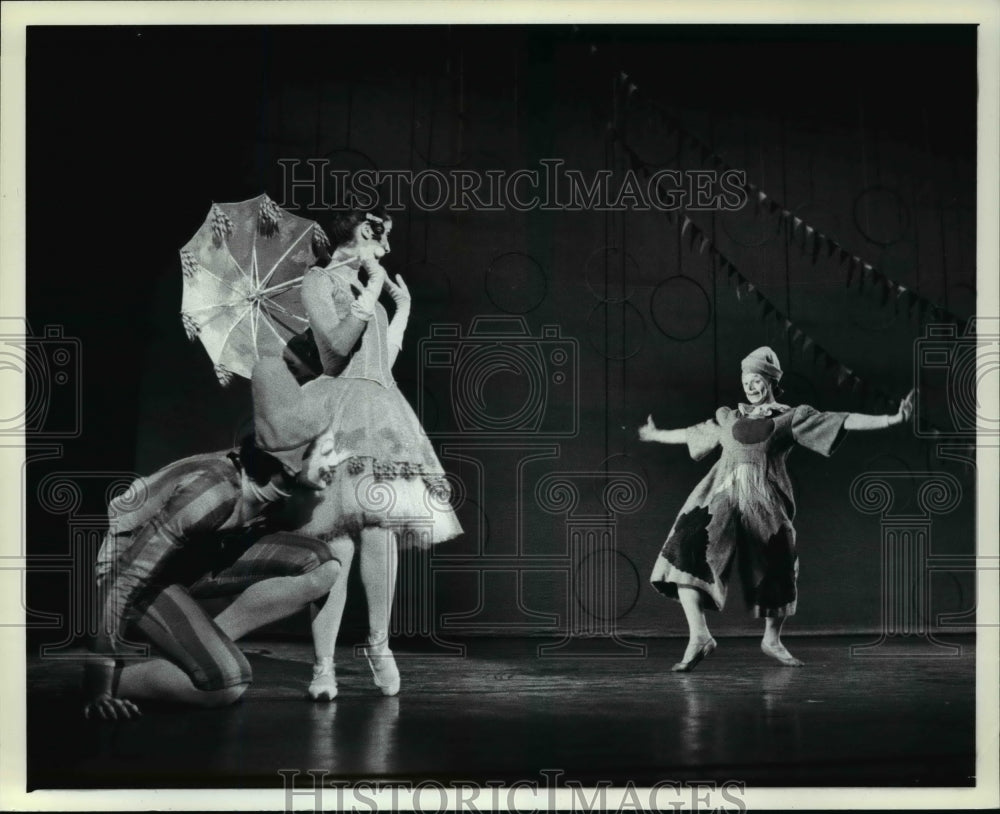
left=638, top=414, right=687, bottom=444
left=843, top=389, right=914, bottom=430
left=302, top=267, right=375, bottom=373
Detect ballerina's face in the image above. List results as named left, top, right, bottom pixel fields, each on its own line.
left=741, top=372, right=774, bottom=405
left=362, top=218, right=393, bottom=259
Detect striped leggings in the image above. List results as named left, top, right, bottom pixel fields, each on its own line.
left=111, top=532, right=335, bottom=691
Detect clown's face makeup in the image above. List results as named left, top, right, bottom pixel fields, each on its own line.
left=741, top=372, right=774, bottom=405
left=297, top=427, right=348, bottom=490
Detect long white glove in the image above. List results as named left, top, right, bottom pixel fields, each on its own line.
left=384, top=274, right=411, bottom=364
left=350, top=247, right=387, bottom=322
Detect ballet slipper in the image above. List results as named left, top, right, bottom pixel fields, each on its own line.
left=671, top=637, right=717, bottom=672
left=308, top=657, right=338, bottom=701
left=365, top=641, right=400, bottom=697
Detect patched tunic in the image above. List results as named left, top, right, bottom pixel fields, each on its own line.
left=650, top=403, right=848, bottom=617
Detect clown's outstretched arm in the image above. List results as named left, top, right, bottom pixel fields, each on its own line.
left=638, top=414, right=687, bottom=444
left=843, top=389, right=914, bottom=430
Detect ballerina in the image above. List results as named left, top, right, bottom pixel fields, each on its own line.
left=639, top=346, right=914, bottom=671
left=283, top=207, right=462, bottom=699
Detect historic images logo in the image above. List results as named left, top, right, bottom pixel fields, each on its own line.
left=279, top=158, right=748, bottom=214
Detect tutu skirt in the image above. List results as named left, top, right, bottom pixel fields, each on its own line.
left=282, top=374, right=463, bottom=548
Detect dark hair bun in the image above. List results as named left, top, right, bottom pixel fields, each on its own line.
left=327, top=207, right=391, bottom=247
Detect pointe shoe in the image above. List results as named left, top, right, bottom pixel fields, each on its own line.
left=365, top=643, right=401, bottom=697
left=308, top=658, right=338, bottom=701
left=760, top=640, right=804, bottom=667
left=671, top=637, right=717, bottom=672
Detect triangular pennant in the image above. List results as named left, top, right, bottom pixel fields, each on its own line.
left=881, top=278, right=893, bottom=308
left=811, top=233, right=822, bottom=264
left=688, top=222, right=700, bottom=250
left=681, top=215, right=692, bottom=239
left=699, top=235, right=710, bottom=254
left=825, top=237, right=838, bottom=259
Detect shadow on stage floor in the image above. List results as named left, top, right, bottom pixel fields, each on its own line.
left=26, top=635, right=975, bottom=790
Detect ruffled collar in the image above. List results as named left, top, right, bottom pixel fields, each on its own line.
left=241, top=471, right=292, bottom=516
left=737, top=402, right=791, bottom=419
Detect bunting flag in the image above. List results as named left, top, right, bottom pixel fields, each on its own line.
left=593, top=43, right=952, bottom=433
left=608, top=72, right=968, bottom=329
left=660, top=202, right=913, bottom=415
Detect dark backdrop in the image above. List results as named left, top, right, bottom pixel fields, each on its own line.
left=24, top=25, right=977, bottom=645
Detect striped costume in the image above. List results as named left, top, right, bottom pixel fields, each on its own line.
left=94, top=451, right=334, bottom=691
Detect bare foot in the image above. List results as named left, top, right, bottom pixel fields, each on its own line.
left=671, top=636, right=717, bottom=672
left=761, top=639, right=804, bottom=667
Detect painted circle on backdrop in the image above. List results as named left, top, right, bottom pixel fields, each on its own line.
left=854, top=185, right=910, bottom=246
left=586, top=301, right=646, bottom=360
left=584, top=246, right=642, bottom=304
left=573, top=549, right=642, bottom=622
left=485, top=252, right=547, bottom=314
left=650, top=276, right=712, bottom=342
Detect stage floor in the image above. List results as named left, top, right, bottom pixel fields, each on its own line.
left=26, top=635, right=975, bottom=789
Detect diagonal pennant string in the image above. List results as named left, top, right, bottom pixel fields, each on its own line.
left=609, top=67, right=967, bottom=327
left=589, top=44, right=957, bottom=417
left=661, top=197, right=907, bottom=410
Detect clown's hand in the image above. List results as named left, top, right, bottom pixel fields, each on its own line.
left=895, top=389, right=916, bottom=425
left=84, top=693, right=141, bottom=721
left=638, top=415, right=658, bottom=442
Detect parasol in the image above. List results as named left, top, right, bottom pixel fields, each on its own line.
left=178, top=194, right=335, bottom=384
